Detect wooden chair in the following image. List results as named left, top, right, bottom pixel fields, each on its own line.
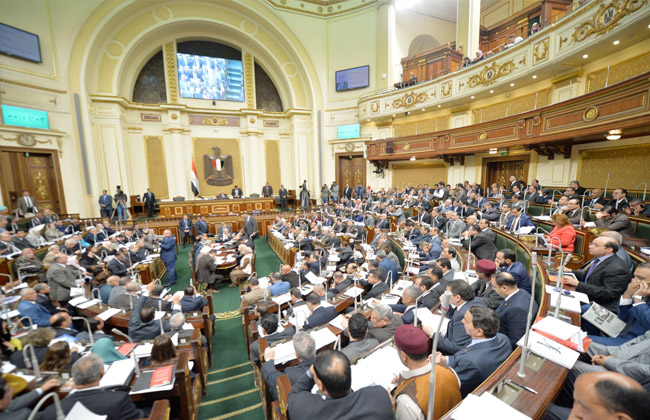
left=276, top=374, right=292, bottom=420
left=141, top=399, right=170, bottom=420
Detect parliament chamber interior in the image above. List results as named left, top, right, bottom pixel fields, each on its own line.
left=1, top=0, right=650, bottom=419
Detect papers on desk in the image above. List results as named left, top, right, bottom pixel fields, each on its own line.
left=517, top=330, right=579, bottom=369
left=379, top=294, right=401, bottom=306
left=69, top=296, right=89, bottom=307
left=532, top=316, right=581, bottom=341
left=311, top=328, right=338, bottom=349
left=533, top=215, right=552, bottom=221
left=159, top=288, right=171, bottom=299
left=299, top=285, right=313, bottom=295
left=328, top=255, right=340, bottom=262
left=391, top=279, right=411, bottom=296
left=133, top=343, right=154, bottom=359
left=11, top=282, right=28, bottom=291
left=305, top=271, right=327, bottom=285
left=351, top=345, right=406, bottom=391
left=516, top=226, right=535, bottom=235
left=343, top=287, right=365, bottom=298
left=0, top=310, right=19, bottom=320
left=100, top=358, right=135, bottom=388
left=583, top=222, right=596, bottom=228
left=450, top=392, right=531, bottom=420
left=582, top=302, right=626, bottom=338
left=641, top=247, right=650, bottom=256
left=284, top=243, right=294, bottom=249
left=96, top=308, right=121, bottom=321
left=272, top=293, right=292, bottom=306
left=76, top=299, right=100, bottom=309
left=1, top=295, right=21, bottom=305
left=154, top=311, right=166, bottom=320
left=258, top=277, right=270, bottom=289
left=329, top=314, right=347, bottom=330
left=287, top=305, right=311, bottom=330
left=545, top=285, right=587, bottom=313
left=225, top=256, right=236, bottom=263
left=272, top=340, right=297, bottom=365
left=70, top=287, right=85, bottom=297
left=415, top=309, right=450, bottom=336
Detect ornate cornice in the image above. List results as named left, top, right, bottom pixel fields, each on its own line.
left=264, top=0, right=381, bottom=17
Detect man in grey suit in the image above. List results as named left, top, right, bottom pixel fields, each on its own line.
left=16, top=190, right=37, bottom=216
left=436, top=305, right=512, bottom=396
left=461, top=224, right=497, bottom=261
left=98, top=189, right=113, bottom=218
left=262, top=182, right=273, bottom=197
left=0, top=376, right=59, bottom=420
left=243, top=212, right=258, bottom=240
left=46, top=254, right=83, bottom=305
left=263, top=331, right=316, bottom=401
left=445, top=212, right=466, bottom=239
left=367, top=303, right=404, bottom=343
left=435, top=280, right=486, bottom=355
left=340, top=313, right=378, bottom=361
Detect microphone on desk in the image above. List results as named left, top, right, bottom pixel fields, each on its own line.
left=112, top=328, right=133, bottom=343
left=518, top=251, right=537, bottom=378
left=426, top=290, right=452, bottom=420
left=27, top=392, right=64, bottom=420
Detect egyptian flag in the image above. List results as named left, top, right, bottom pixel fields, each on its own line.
left=190, top=159, right=200, bottom=197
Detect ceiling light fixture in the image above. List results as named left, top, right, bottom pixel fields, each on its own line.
left=471, top=96, right=475, bottom=99
left=583, top=54, right=589, bottom=59
left=437, top=104, right=441, bottom=108
left=606, top=129, right=622, bottom=141
left=510, top=83, right=514, bottom=87
left=422, top=108, right=426, bottom=111
left=490, top=89, right=494, bottom=93
left=532, top=75, right=537, bottom=79
left=393, top=114, right=396, bottom=117
left=613, top=40, right=620, bottom=45
left=410, top=156, right=416, bottom=161
left=489, top=148, right=498, bottom=155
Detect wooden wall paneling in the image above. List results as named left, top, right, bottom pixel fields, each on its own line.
left=481, top=155, right=530, bottom=187
left=144, top=136, right=169, bottom=199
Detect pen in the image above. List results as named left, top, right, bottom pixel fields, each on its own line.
left=508, top=379, right=538, bottom=394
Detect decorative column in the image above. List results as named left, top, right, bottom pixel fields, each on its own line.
left=456, top=0, right=482, bottom=59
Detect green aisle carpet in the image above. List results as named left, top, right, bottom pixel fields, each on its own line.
left=165, top=238, right=282, bottom=420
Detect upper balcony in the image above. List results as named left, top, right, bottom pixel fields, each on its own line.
left=359, top=0, right=650, bottom=123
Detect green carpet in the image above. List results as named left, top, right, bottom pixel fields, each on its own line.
left=168, top=238, right=282, bottom=420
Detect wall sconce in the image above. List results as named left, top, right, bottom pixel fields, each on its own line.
left=606, top=129, right=621, bottom=141
left=489, top=148, right=498, bottom=154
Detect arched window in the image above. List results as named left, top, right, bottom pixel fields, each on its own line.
left=132, top=51, right=166, bottom=104
left=255, top=63, right=283, bottom=112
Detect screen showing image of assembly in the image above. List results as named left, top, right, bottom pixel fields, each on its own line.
left=177, top=52, right=244, bottom=102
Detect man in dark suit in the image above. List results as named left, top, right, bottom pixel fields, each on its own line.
left=278, top=264, right=300, bottom=288
left=262, top=182, right=273, bottom=197
left=302, top=293, right=338, bottom=330
left=108, top=250, right=129, bottom=277
left=216, top=223, right=232, bottom=242
left=472, top=259, right=503, bottom=310
left=595, top=206, right=636, bottom=238
left=180, top=285, right=209, bottom=312
left=178, top=214, right=193, bottom=248
left=0, top=376, right=59, bottom=420
left=263, top=331, right=315, bottom=400
left=143, top=284, right=173, bottom=311
left=561, top=236, right=632, bottom=312
left=492, top=272, right=538, bottom=348
left=40, top=354, right=144, bottom=420
left=437, top=306, right=512, bottom=396
left=279, top=185, right=289, bottom=210
left=231, top=185, right=243, bottom=198
left=505, top=206, right=534, bottom=231
left=251, top=313, right=296, bottom=364
left=50, top=312, right=79, bottom=337
left=33, top=282, right=64, bottom=315
left=243, top=212, right=258, bottom=240
left=343, top=184, right=353, bottom=200
left=608, top=188, right=629, bottom=212
left=142, top=188, right=156, bottom=218
left=495, top=248, right=532, bottom=294
left=288, top=350, right=394, bottom=419
left=128, top=293, right=181, bottom=341
left=364, top=269, right=388, bottom=300
left=98, top=189, right=113, bottom=218
left=461, top=225, right=497, bottom=261
left=367, top=303, right=404, bottom=342
left=411, top=208, right=432, bottom=225
left=436, top=280, right=486, bottom=355
left=195, top=215, right=209, bottom=236
left=196, top=249, right=224, bottom=291
left=160, top=229, right=177, bottom=286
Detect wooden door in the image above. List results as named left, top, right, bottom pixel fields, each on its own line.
left=336, top=153, right=366, bottom=191
left=0, top=148, right=65, bottom=214
left=482, top=155, right=529, bottom=189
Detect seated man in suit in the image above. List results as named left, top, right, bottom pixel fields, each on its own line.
left=594, top=206, right=636, bottom=238
left=492, top=272, right=538, bottom=348
left=367, top=303, right=404, bottom=343
left=301, top=292, right=338, bottom=331
left=107, top=250, right=130, bottom=277
left=239, top=277, right=269, bottom=313
left=435, top=306, right=512, bottom=396
left=143, top=284, right=173, bottom=311
left=128, top=294, right=181, bottom=341
left=0, top=376, right=59, bottom=420
left=392, top=285, right=422, bottom=325
left=263, top=331, right=316, bottom=400
left=563, top=198, right=591, bottom=224
left=495, top=248, right=532, bottom=294
left=251, top=313, right=296, bottom=365
left=40, top=354, right=144, bottom=420
left=268, top=273, right=291, bottom=296
left=393, top=325, right=462, bottom=420
left=363, top=269, right=388, bottom=300
left=216, top=222, right=232, bottom=242
left=472, top=259, right=503, bottom=310
left=288, top=350, right=394, bottom=419
left=50, top=312, right=79, bottom=337
left=113, top=281, right=139, bottom=311
left=376, top=250, right=398, bottom=283
left=10, top=229, right=32, bottom=251
left=561, top=236, right=632, bottom=312
left=339, top=313, right=378, bottom=361
left=505, top=206, right=534, bottom=231
left=33, top=283, right=65, bottom=315
left=180, top=285, right=208, bottom=313
left=430, top=280, right=486, bottom=355
left=582, top=262, right=650, bottom=346
left=17, top=287, right=52, bottom=327
left=461, top=225, right=497, bottom=261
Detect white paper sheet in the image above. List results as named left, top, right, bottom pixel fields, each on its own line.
left=517, top=330, right=579, bottom=369
left=532, top=316, right=581, bottom=341
left=329, top=314, right=347, bottom=330
left=343, top=287, right=365, bottom=298
left=99, top=358, right=135, bottom=388
left=415, top=310, right=450, bottom=336
left=545, top=286, right=584, bottom=313
left=451, top=392, right=531, bottom=420
left=76, top=299, right=100, bottom=309
left=96, top=308, right=121, bottom=321
left=133, top=343, right=153, bottom=359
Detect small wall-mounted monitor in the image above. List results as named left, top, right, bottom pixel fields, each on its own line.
left=337, top=124, right=361, bottom=139
left=1, top=105, right=49, bottom=129
left=335, top=65, right=369, bottom=92
left=0, top=23, right=42, bottom=63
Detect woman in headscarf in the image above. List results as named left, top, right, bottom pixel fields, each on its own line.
left=25, top=226, right=46, bottom=248
left=42, top=244, right=61, bottom=265
left=472, top=50, right=484, bottom=63
left=91, top=337, right=127, bottom=364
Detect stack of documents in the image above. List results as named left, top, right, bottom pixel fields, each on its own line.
left=350, top=345, right=406, bottom=391
left=451, top=392, right=531, bottom=420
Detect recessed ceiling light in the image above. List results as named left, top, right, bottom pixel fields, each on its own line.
left=490, top=89, right=494, bottom=93
left=406, top=111, right=410, bottom=115
left=470, top=96, right=475, bottom=99
left=606, top=129, right=622, bottom=141
left=489, top=148, right=498, bottom=155
left=532, top=75, right=537, bottom=79
left=510, top=83, right=514, bottom=87
left=583, top=54, right=589, bottom=59
left=437, top=104, right=441, bottom=108
left=613, top=40, right=619, bottom=45
left=421, top=108, right=425, bottom=111
left=410, top=156, right=416, bottom=161
left=367, top=118, right=370, bottom=122
left=392, top=114, right=396, bottom=117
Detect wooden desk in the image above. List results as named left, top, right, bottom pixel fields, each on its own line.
left=159, top=197, right=275, bottom=217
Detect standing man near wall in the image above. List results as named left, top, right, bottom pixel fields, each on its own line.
left=279, top=185, right=289, bottom=211
left=161, top=229, right=177, bottom=287
left=142, top=188, right=156, bottom=218
left=99, top=190, right=113, bottom=219
left=262, top=182, right=273, bottom=198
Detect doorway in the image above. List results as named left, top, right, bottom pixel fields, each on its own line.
left=481, top=155, right=530, bottom=189
left=0, top=148, right=66, bottom=214
left=335, top=153, right=366, bottom=192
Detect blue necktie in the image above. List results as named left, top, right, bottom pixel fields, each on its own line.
left=584, top=258, right=601, bottom=280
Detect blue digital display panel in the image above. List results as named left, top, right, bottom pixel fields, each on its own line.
left=2, top=104, right=49, bottom=129
left=337, top=124, right=361, bottom=139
